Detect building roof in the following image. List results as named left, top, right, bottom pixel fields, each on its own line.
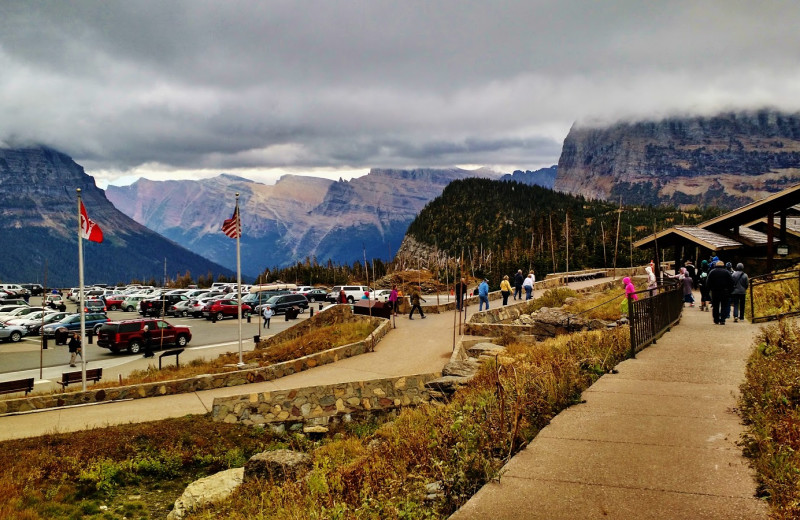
left=700, top=182, right=800, bottom=232
left=633, top=226, right=743, bottom=250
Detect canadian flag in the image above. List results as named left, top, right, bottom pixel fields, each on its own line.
left=79, top=200, right=104, bottom=243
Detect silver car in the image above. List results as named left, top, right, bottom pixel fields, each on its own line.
left=0, top=322, right=25, bottom=342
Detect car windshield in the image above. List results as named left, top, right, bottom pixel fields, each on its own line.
left=266, top=296, right=281, bottom=304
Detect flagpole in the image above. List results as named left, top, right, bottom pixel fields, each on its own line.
left=77, top=189, right=87, bottom=391
left=235, top=193, right=243, bottom=366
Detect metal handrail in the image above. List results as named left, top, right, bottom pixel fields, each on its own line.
left=749, top=268, right=800, bottom=323
left=627, top=280, right=683, bottom=358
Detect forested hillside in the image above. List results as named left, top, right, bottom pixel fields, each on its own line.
left=403, top=178, right=719, bottom=280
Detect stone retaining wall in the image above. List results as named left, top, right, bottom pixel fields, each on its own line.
left=464, top=276, right=628, bottom=337
left=0, top=306, right=388, bottom=416
left=211, top=373, right=438, bottom=427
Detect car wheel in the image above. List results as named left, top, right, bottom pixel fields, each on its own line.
left=176, top=334, right=188, bottom=347
left=181, top=310, right=188, bottom=317
left=9, top=331, right=22, bottom=342
left=347, top=296, right=354, bottom=304
left=126, top=306, right=134, bottom=312
left=109, top=304, right=118, bottom=311
left=216, top=312, right=224, bottom=321
left=128, top=340, right=142, bottom=354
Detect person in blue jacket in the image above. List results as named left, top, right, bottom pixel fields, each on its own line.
left=478, top=279, right=490, bottom=311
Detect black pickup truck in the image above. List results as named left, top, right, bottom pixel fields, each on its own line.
left=139, top=294, right=189, bottom=317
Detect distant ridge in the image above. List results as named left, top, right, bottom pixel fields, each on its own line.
left=106, top=167, right=501, bottom=274
left=554, top=109, right=800, bottom=208
left=0, top=146, right=233, bottom=286
left=499, top=165, right=557, bottom=188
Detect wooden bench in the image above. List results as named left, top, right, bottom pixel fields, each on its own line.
left=58, top=367, right=103, bottom=389
left=0, top=377, right=34, bottom=396
left=159, top=348, right=184, bottom=370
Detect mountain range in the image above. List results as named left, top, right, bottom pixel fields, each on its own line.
left=0, top=147, right=232, bottom=287
left=106, top=167, right=504, bottom=276
left=554, top=109, right=800, bottom=208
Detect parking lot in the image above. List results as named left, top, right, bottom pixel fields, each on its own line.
left=1, top=296, right=324, bottom=384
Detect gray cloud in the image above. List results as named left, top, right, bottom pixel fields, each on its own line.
left=1, top=1, right=799, bottom=184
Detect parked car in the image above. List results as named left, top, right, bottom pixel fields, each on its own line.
left=41, top=313, right=110, bottom=338
left=82, top=299, right=107, bottom=314
left=257, top=293, right=309, bottom=315
left=97, top=318, right=192, bottom=354
left=326, top=285, right=373, bottom=304
left=0, top=306, right=39, bottom=323
left=20, top=283, right=44, bottom=296
left=139, top=294, right=189, bottom=317
left=372, top=289, right=392, bottom=302
left=25, top=311, right=70, bottom=336
left=0, top=322, right=25, bottom=343
left=242, top=290, right=290, bottom=308
left=302, top=288, right=329, bottom=302
left=167, top=299, right=194, bottom=318
left=5, top=309, right=57, bottom=329
left=202, top=299, right=252, bottom=321
left=104, top=294, right=127, bottom=311
left=44, top=294, right=67, bottom=311
left=121, top=294, right=150, bottom=312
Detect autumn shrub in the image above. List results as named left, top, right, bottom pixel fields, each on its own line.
left=0, top=416, right=290, bottom=520
left=191, top=326, right=631, bottom=519
left=739, top=318, right=800, bottom=519
left=749, top=273, right=799, bottom=319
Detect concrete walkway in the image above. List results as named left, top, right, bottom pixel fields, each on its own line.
left=450, top=299, right=767, bottom=519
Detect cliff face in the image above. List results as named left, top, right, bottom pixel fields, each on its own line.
left=554, top=110, right=800, bottom=208
left=107, top=167, right=498, bottom=274
left=0, top=147, right=232, bottom=286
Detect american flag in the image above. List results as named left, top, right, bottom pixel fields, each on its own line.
left=221, top=206, right=240, bottom=239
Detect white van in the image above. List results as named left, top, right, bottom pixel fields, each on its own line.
left=0, top=283, right=26, bottom=295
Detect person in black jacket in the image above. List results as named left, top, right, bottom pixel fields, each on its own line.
left=68, top=332, right=82, bottom=367
left=513, top=269, right=524, bottom=300
left=142, top=325, right=154, bottom=358
left=455, top=278, right=468, bottom=311
left=706, top=260, right=734, bottom=325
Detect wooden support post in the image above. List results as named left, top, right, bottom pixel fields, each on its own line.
left=767, top=212, right=775, bottom=272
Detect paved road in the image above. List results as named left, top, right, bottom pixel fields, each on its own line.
left=0, top=297, right=322, bottom=385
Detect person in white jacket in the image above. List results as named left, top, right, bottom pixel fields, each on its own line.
left=262, top=305, right=274, bottom=329
left=523, top=272, right=535, bottom=300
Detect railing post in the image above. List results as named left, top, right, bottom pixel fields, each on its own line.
left=628, top=294, right=636, bottom=358
left=749, top=279, right=754, bottom=322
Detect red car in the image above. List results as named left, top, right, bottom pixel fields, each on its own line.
left=104, top=295, right=126, bottom=311
left=202, top=299, right=252, bottom=321
left=97, top=318, right=192, bottom=355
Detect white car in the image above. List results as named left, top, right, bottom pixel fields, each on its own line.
left=0, top=306, right=38, bottom=323
left=372, top=289, right=392, bottom=302
left=6, top=310, right=59, bottom=334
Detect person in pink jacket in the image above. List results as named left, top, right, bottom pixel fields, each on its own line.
left=623, top=277, right=638, bottom=301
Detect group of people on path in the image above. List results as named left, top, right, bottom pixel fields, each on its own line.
left=632, top=257, right=749, bottom=326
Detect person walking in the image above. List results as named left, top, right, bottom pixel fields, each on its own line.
left=623, top=277, right=638, bottom=301
left=513, top=269, right=524, bottom=300
left=262, top=304, right=274, bottom=329
left=338, top=289, right=347, bottom=304
left=455, top=278, right=467, bottom=311
left=707, top=260, right=734, bottom=325
left=698, top=259, right=711, bottom=311
left=668, top=267, right=695, bottom=307
left=388, top=285, right=399, bottom=315
left=68, top=332, right=81, bottom=367
left=409, top=286, right=426, bottom=320
left=731, top=263, right=749, bottom=323
left=645, top=265, right=657, bottom=296
left=500, top=275, right=512, bottom=306
left=684, top=260, right=697, bottom=288
left=142, top=324, right=154, bottom=358
left=523, top=272, right=534, bottom=300
left=478, top=279, right=490, bottom=311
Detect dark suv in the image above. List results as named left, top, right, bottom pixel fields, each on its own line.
left=139, top=294, right=189, bottom=317
left=97, top=318, right=192, bottom=354
left=260, top=294, right=309, bottom=315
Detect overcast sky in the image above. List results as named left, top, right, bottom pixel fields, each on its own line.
left=1, top=1, right=799, bottom=188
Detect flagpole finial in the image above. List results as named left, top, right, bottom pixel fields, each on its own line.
left=235, top=192, right=240, bottom=197
left=76, top=188, right=81, bottom=194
